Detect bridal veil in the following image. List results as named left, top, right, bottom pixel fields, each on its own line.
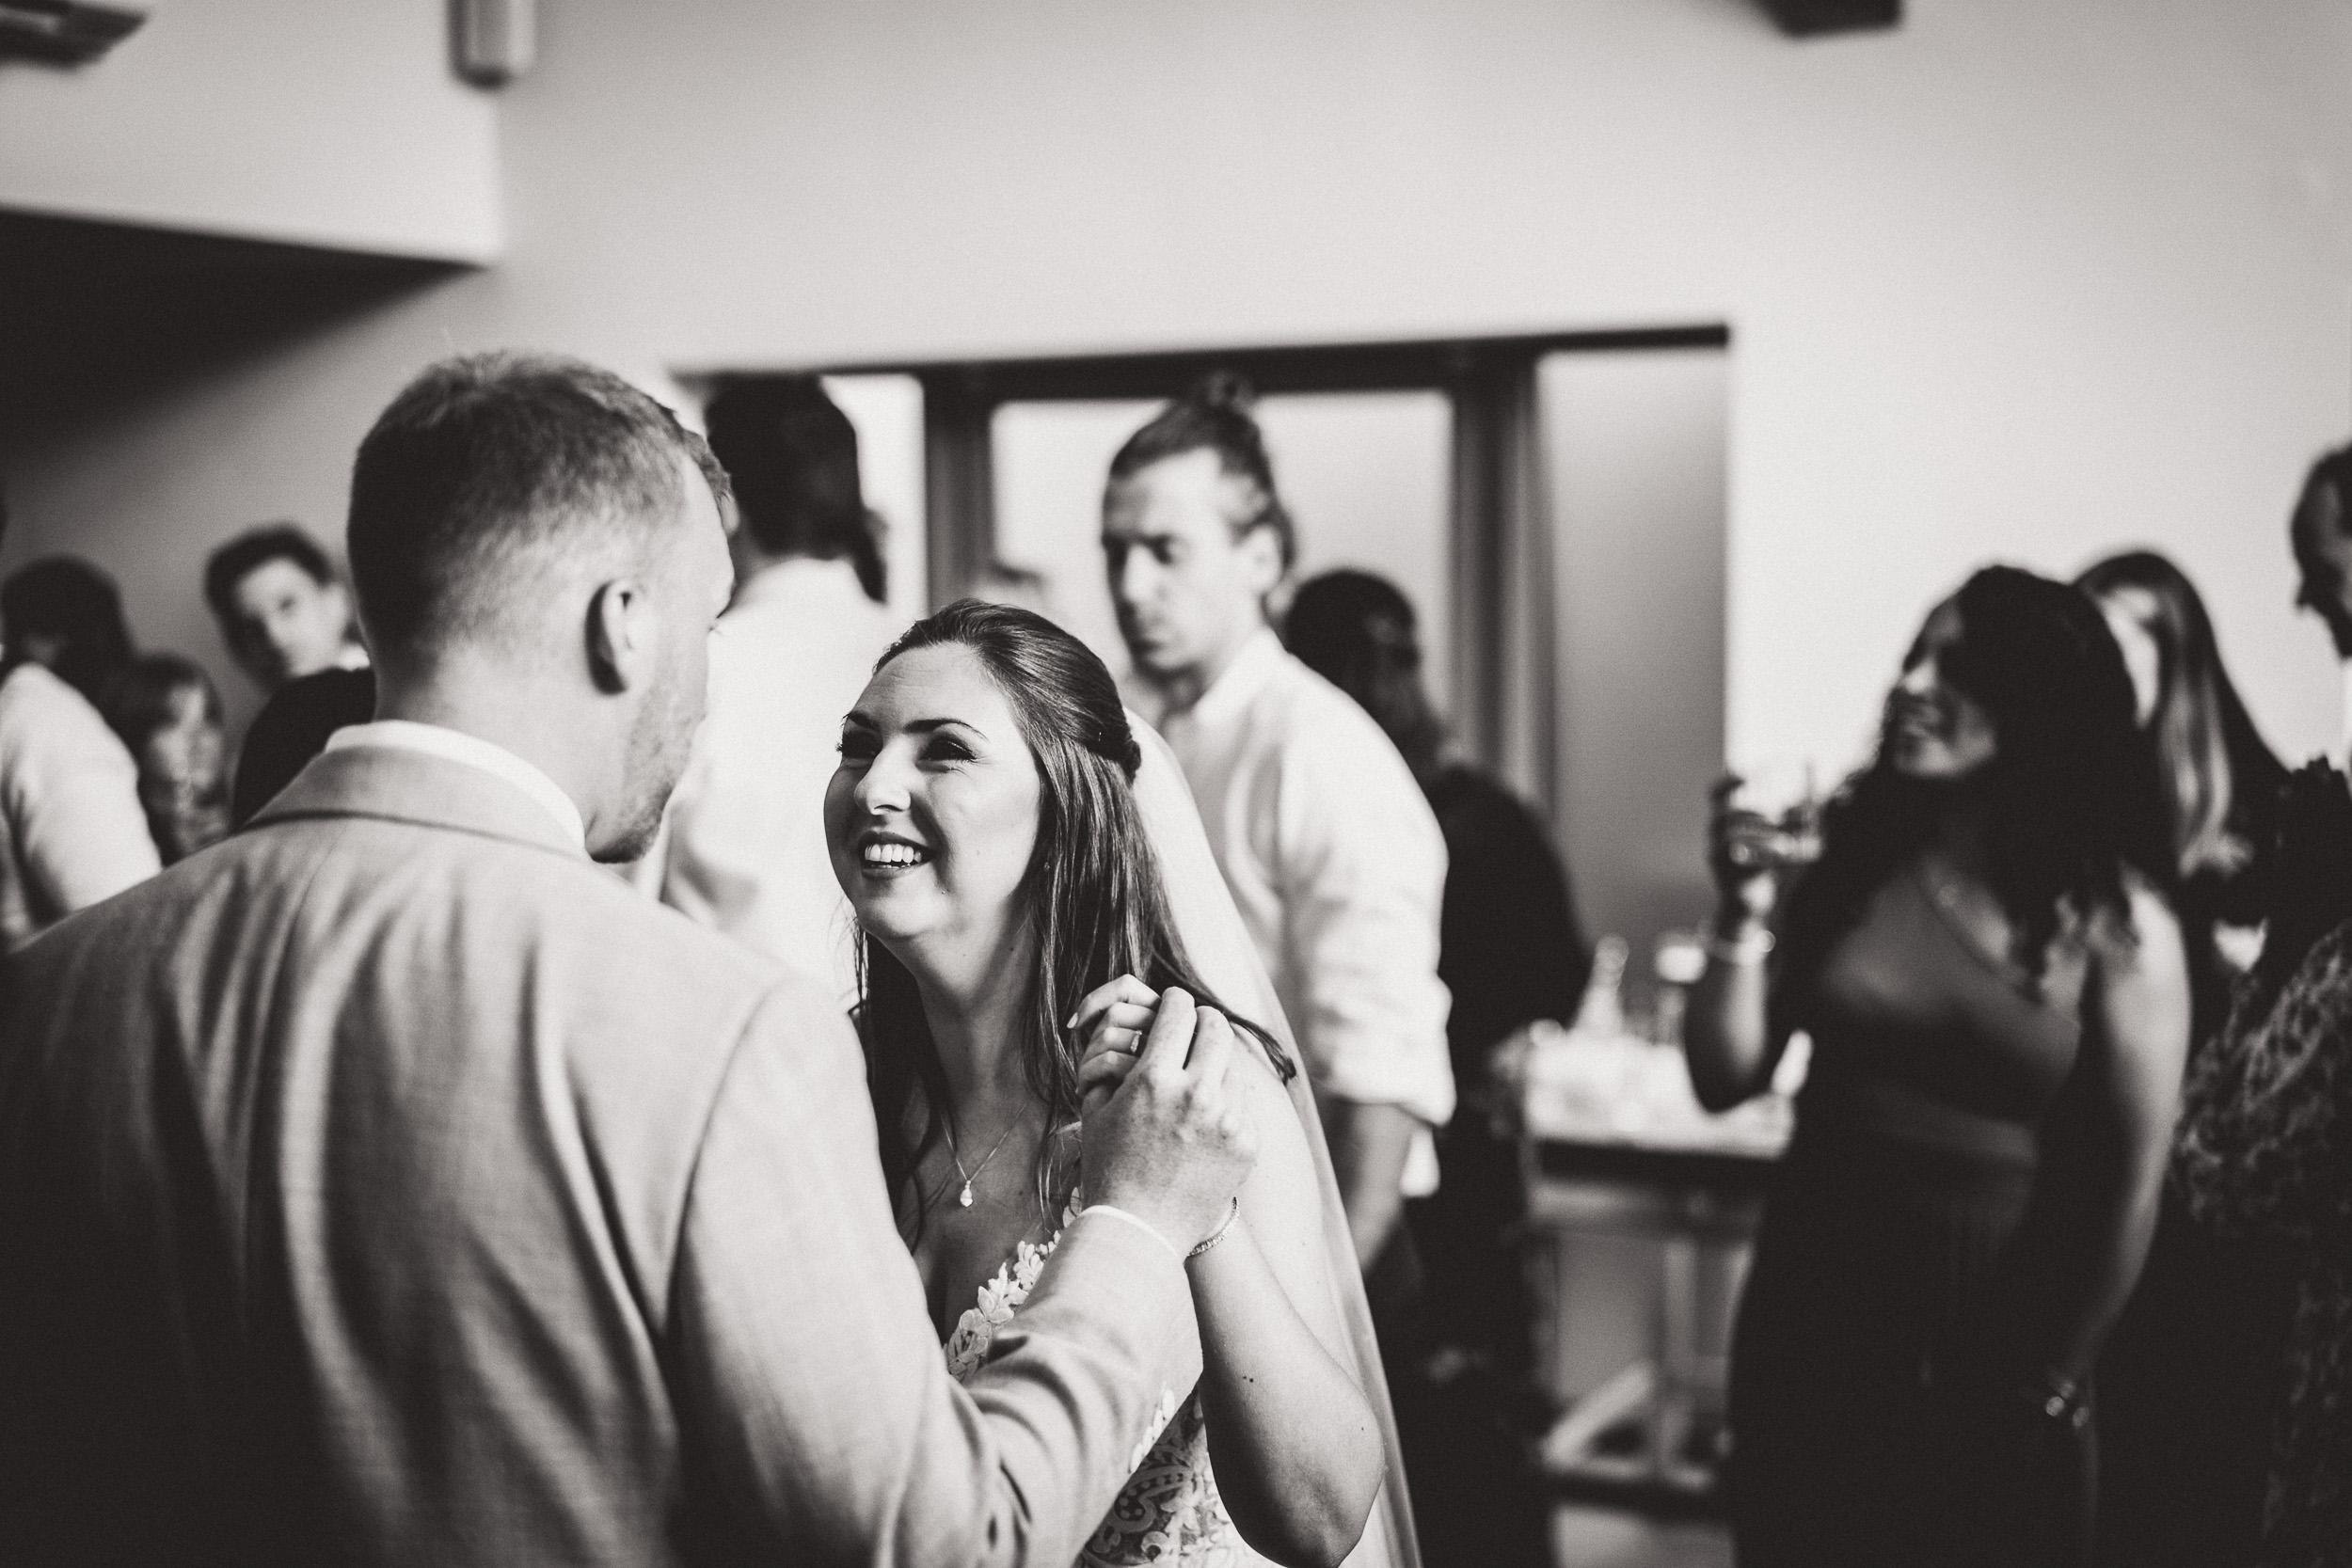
left=1128, top=713, right=1422, bottom=1568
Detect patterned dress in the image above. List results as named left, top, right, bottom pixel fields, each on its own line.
left=944, top=1193, right=1273, bottom=1568
left=2173, top=920, right=2352, bottom=1568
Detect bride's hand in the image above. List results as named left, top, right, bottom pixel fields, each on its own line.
left=1072, top=974, right=1161, bottom=1114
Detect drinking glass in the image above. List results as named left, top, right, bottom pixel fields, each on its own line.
left=1723, top=756, right=1823, bottom=872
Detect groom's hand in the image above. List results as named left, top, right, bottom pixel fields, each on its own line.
left=1084, top=988, right=1259, bottom=1253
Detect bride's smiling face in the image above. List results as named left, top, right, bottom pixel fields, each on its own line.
left=825, top=642, right=1043, bottom=958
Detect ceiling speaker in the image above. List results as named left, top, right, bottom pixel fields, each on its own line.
left=0, top=1, right=146, bottom=65
left=453, top=0, right=533, bottom=87
left=1756, top=0, right=1900, bottom=37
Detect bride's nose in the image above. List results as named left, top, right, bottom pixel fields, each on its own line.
left=854, top=743, right=915, bottom=815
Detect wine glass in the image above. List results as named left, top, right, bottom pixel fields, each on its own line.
left=1722, top=756, right=1823, bottom=873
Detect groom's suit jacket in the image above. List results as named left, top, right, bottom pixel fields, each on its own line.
left=0, top=744, right=1200, bottom=1567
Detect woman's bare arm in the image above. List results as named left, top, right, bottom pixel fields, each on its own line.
left=1996, top=886, right=2191, bottom=1385
left=1076, top=987, right=1382, bottom=1568
left=1684, top=779, right=1796, bottom=1111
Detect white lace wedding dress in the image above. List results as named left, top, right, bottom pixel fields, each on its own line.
left=943, top=1191, right=1274, bottom=1568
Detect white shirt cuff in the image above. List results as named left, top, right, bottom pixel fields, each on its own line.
left=1073, top=1204, right=1185, bottom=1265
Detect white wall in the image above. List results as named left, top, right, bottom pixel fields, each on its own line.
left=3, top=0, right=2347, bottom=761
left=0, top=0, right=499, bottom=261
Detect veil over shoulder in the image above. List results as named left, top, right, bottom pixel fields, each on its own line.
left=1127, top=710, right=1422, bottom=1568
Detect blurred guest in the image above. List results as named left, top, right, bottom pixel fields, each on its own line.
left=1288, top=566, right=1581, bottom=1568
left=1102, top=375, right=1454, bottom=1276
left=653, top=377, right=901, bottom=990
left=2169, top=760, right=2352, bottom=1568
left=1688, top=566, right=2189, bottom=1567
left=2076, top=549, right=2287, bottom=1034
left=2077, top=552, right=2299, bottom=1568
left=970, top=558, right=1058, bottom=621
left=0, top=557, right=160, bottom=947
left=230, top=666, right=378, bottom=826
left=2287, top=443, right=2352, bottom=757
left=103, top=654, right=230, bottom=863
left=2154, top=766, right=2352, bottom=1568
left=202, top=522, right=367, bottom=695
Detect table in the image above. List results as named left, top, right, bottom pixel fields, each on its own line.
left=1510, top=1025, right=1790, bottom=1514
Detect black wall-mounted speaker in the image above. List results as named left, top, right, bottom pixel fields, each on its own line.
left=452, top=0, right=534, bottom=87
left=0, top=0, right=145, bottom=65
left=1756, top=0, right=1900, bottom=38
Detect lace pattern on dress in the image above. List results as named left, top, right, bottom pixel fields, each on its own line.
left=943, top=1193, right=1268, bottom=1567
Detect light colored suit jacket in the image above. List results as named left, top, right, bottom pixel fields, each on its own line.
left=0, top=744, right=1200, bottom=1567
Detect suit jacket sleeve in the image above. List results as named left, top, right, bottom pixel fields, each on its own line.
left=668, top=982, right=1203, bottom=1567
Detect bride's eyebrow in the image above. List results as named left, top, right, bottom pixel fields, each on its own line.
left=905, top=718, right=986, bottom=740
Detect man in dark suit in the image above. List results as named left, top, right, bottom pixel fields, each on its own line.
left=0, top=353, right=1256, bottom=1566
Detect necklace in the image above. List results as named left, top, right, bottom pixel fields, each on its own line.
left=944, top=1117, right=1021, bottom=1209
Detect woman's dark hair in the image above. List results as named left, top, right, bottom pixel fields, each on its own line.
left=1106, top=372, right=1295, bottom=570
left=103, top=654, right=220, bottom=756
left=704, top=376, right=887, bottom=603
left=1774, top=565, right=2169, bottom=1021
left=1, top=556, right=135, bottom=708
left=854, top=598, right=1294, bottom=1233
left=1284, top=568, right=1445, bottom=788
left=2075, top=549, right=2286, bottom=885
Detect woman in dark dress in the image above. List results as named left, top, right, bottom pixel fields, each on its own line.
left=1687, top=566, right=2191, bottom=1567
left=1287, top=569, right=1587, bottom=1568
left=2073, top=550, right=2296, bottom=1568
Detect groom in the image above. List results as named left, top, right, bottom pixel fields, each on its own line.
left=0, top=354, right=1255, bottom=1566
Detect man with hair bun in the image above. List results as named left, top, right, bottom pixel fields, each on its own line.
left=0, top=350, right=1256, bottom=1567
left=1102, top=375, right=1455, bottom=1284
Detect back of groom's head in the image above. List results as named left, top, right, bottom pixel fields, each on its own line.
left=348, top=354, right=728, bottom=665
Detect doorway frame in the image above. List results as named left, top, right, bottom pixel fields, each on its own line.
left=723, top=324, right=1730, bottom=813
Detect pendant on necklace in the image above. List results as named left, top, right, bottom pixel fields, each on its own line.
left=959, top=1181, right=975, bottom=1208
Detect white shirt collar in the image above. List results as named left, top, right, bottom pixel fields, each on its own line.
left=2339, top=662, right=2352, bottom=766
left=1177, top=626, right=1288, bottom=734
left=730, top=554, right=871, bottom=615
left=324, top=721, right=587, bottom=852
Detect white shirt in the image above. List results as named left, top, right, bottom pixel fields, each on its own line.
left=1151, top=628, right=1454, bottom=1193
left=2339, top=661, right=2352, bottom=767
left=657, top=558, right=904, bottom=996
left=0, top=662, right=162, bottom=950
left=325, top=721, right=586, bottom=853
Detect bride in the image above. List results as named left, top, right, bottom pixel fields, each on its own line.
left=824, top=599, right=1410, bottom=1568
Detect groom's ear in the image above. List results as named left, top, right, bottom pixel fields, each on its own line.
left=585, top=578, right=653, bottom=696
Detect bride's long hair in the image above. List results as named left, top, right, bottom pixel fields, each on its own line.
left=852, top=599, right=1294, bottom=1235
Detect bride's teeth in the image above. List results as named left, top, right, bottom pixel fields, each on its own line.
left=864, top=842, right=926, bottom=866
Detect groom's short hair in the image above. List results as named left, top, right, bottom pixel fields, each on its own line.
left=347, top=353, right=728, bottom=658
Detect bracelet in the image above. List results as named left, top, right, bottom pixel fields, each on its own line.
left=1704, top=927, right=1775, bottom=965
left=2015, top=1373, right=2090, bottom=1431
left=1188, top=1196, right=1241, bottom=1259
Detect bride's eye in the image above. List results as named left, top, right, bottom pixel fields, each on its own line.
left=836, top=733, right=878, bottom=763
left=922, top=736, right=974, bottom=766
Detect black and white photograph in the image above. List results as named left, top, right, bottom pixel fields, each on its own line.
left=1, top=3, right=2347, bottom=1565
